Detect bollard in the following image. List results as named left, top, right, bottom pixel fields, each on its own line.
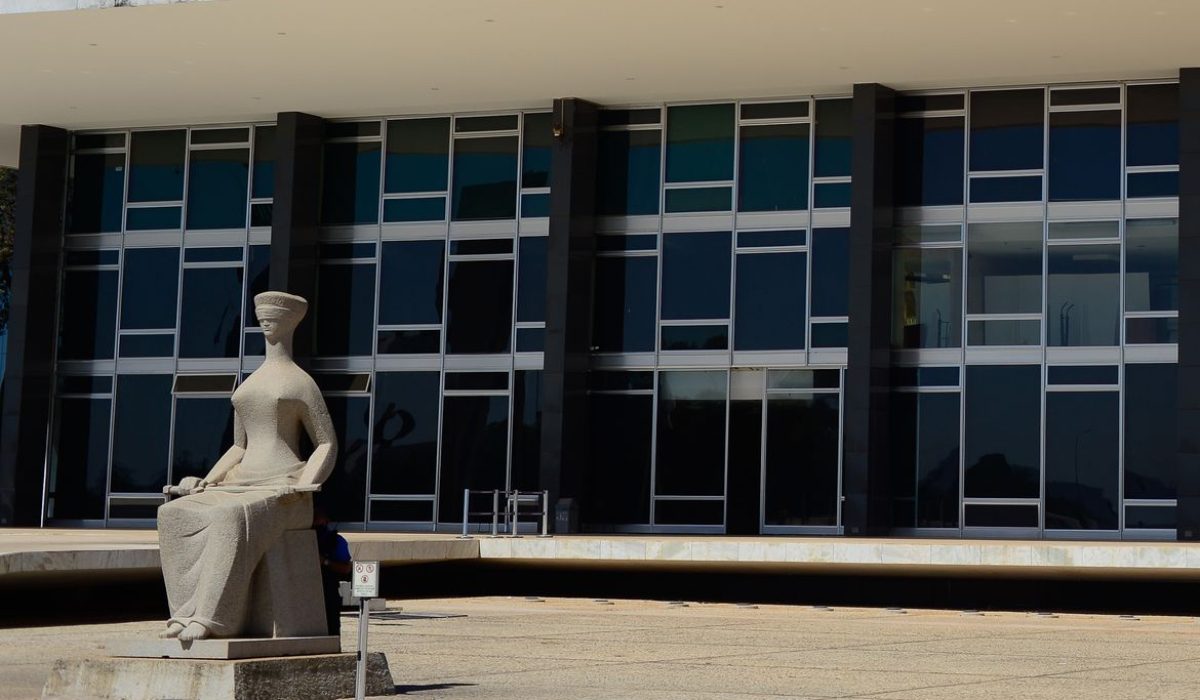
left=491, top=490, right=499, bottom=536
left=541, top=490, right=550, bottom=536
left=460, top=488, right=469, bottom=538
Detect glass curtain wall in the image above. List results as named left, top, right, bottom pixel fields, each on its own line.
left=891, top=80, right=1179, bottom=537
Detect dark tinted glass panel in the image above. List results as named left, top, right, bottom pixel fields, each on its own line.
left=1045, top=391, right=1118, bottom=530
left=1049, top=110, right=1121, bottom=201
left=666, top=103, right=735, bottom=183
left=48, top=398, right=110, bottom=520
left=444, top=372, right=507, bottom=391
left=893, top=247, right=962, bottom=349
left=966, top=222, right=1042, bottom=314
left=515, top=327, right=543, bottom=352
left=655, top=500, right=723, bottom=526
left=69, top=153, right=125, bottom=233
left=964, top=365, right=1040, bottom=498
left=59, top=375, right=113, bottom=394
left=969, top=176, right=1042, bottom=203
left=521, top=113, right=552, bottom=189
left=1127, top=171, right=1178, bottom=198
left=810, top=228, right=849, bottom=317
left=187, top=148, right=248, bottom=229
left=964, top=504, right=1038, bottom=528
left=65, top=249, right=119, bottom=266
left=593, top=256, right=656, bottom=352
left=511, top=370, right=542, bottom=491
left=735, top=252, right=805, bottom=350
left=319, top=242, right=375, bottom=259
left=321, top=142, right=380, bottom=225
left=739, top=123, right=809, bottom=211
left=383, top=197, right=445, bottom=222
left=664, top=186, right=732, bottom=213
left=891, top=366, right=959, bottom=386
left=585, top=394, right=652, bottom=525
left=174, top=374, right=236, bottom=392
left=243, top=331, right=265, bottom=356
left=727, top=387, right=763, bottom=535
left=890, top=392, right=960, bottom=529
left=250, top=202, right=272, bottom=227
left=520, top=193, right=549, bottom=217
left=767, top=369, right=840, bottom=390
left=896, top=116, right=964, bottom=207
left=656, top=371, right=726, bottom=496
left=737, top=230, right=805, bottom=248
left=372, top=372, right=440, bottom=495
left=245, top=245, right=270, bottom=326
left=589, top=371, right=654, bottom=391
left=121, top=248, right=179, bottom=329
left=445, top=260, right=513, bottom=353
left=75, top=133, right=125, bottom=149
left=813, top=182, right=851, bottom=208
left=1047, top=244, right=1120, bottom=346
left=741, top=101, right=809, bottom=119
left=456, top=115, right=518, bottom=132
left=60, top=269, right=118, bottom=360
left=810, top=322, right=848, bottom=347
left=385, top=117, right=450, bottom=194
left=370, top=501, right=434, bottom=522
left=437, top=395, right=509, bottom=518
left=1126, top=218, right=1177, bottom=312
left=452, top=136, right=518, bottom=220
left=1047, top=365, right=1117, bottom=385
left=179, top=267, right=242, bottom=358
left=379, top=241, right=444, bottom=325
left=1050, top=87, right=1119, bottom=106
left=764, top=392, right=840, bottom=526
left=597, top=235, right=656, bottom=252
left=184, top=246, right=242, bottom=263
left=660, top=324, right=728, bottom=350
left=312, top=373, right=371, bottom=392
left=1127, top=83, right=1179, bottom=167
left=326, top=121, right=380, bottom=138
left=517, top=237, right=546, bottom=323
left=661, top=232, right=731, bottom=319
left=814, top=99, right=852, bottom=177
left=597, top=130, right=661, bottom=216
left=119, top=333, right=175, bottom=357
left=969, top=89, right=1043, bottom=171
left=1125, top=363, right=1177, bottom=499
left=1125, top=505, right=1175, bottom=529
left=896, top=94, right=964, bottom=112
left=599, top=109, right=662, bottom=127
left=1048, top=221, right=1118, bottom=241
left=252, top=125, right=275, bottom=199
left=126, top=206, right=181, bottom=231
left=128, top=130, right=185, bottom=202
left=967, top=319, right=1041, bottom=346
left=171, top=397, right=234, bottom=482
left=314, top=263, right=375, bottom=356
left=377, top=329, right=440, bottom=354
left=111, top=374, right=172, bottom=492
left=321, top=396, right=370, bottom=522
left=1126, top=317, right=1177, bottom=344
left=450, top=239, right=512, bottom=255
left=107, top=503, right=160, bottom=519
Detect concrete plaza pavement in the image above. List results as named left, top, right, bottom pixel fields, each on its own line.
left=4, top=597, right=1200, bottom=699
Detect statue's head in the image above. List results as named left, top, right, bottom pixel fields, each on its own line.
left=253, top=291, right=308, bottom=344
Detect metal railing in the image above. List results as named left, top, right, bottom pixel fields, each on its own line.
left=459, top=488, right=550, bottom=538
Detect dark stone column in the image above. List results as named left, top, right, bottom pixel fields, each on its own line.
left=1177, top=69, right=1200, bottom=540
left=0, top=125, right=69, bottom=526
left=843, top=84, right=896, bottom=536
left=269, top=112, right=325, bottom=364
left=539, top=98, right=599, bottom=532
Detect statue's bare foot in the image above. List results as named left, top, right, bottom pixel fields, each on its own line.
left=159, top=622, right=185, bottom=639
left=177, top=622, right=210, bottom=642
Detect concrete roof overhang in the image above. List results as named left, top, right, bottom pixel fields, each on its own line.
left=1, top=0, right=1199, bottom=165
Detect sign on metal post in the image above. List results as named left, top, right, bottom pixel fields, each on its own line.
left=352, top=561, right=379, bottom=700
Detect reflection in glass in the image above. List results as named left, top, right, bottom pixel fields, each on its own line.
left=656, top=371, right=726, bottom=497
left=452, top=136, right=518, bottom=220
left=1126, top=83, right=1179, bottom=167
left=811, top=228, right=849, bottom=317
left=1125, top=218, right=1178, bottom=312
left=893, top=248, right=962, bottom=349
left=597, top=130, right=661, bottom=216
left=738, top=123, right=809, bottom=211
left=661, top=232, right=731, bottom=320
left=511, top=370, right=542, bottom=491
left=172, top=398, right=234, bottom=482
left=129, top=130, right=186, bottom=202
left=379, top=241, right=444, bottom=325
left=121, top=248, right=179, bottom=329
left=321, top=142, right=381, bottom=225
left=967, top=222, right=1042, bottom=314
left=666, top=104, right=735, bottom=183
left=321, top=396, right=370, bottom=522
left=964, top=365, right=1040, bottom=498
left=585, top=394, right=652, bottom=525
left=438, top=395, right=510, bottom=519
left=891, top=392, right=960, bottom=528
left=187, top=148, right=249, bottom=230
left=445, top=260, right=513, bottom=354
left=69, top=153, right=125, bottom=233
left=377, top=329, right=440, bottom=354
left=517, top=237, right=547, bottom=323
left=896, top=116, right=964, bottom=207
left=48, top=398, right=110, bottom=520
left=372, top=372, right=440, bottom=496
left=1049, top=110, right=1121, bottom=201
left=1045, top=392, right=1118, bottom=530
left=660, top=324, right=728, bottom=351
left=1047, top=244, right=1119, bottom=347
left=814, top=99, right=852, bottom=177
left=593, top=256, right=656, bottom=352
left=111, top=374, right=172, bottom=493
left=1125, top=364, right=1177, bottom=499
left=735, top=252, right=805, bottom=350
left=179, top=267, right=243, bottom=358
left=969, top=89, right=1043, bottom=172
left=764, top=392, right=840, bottom=526
left=60, top=269, right=118, bottom=360
left=315, top=263, right=376, bottom=357
left=385, top=117, right=450, bottom=193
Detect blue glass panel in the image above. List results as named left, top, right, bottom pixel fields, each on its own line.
left=666, top=103, right=735, bottom=183
left=814, top=99, right=852, bottom=177
left=511, top=370, right=543, bottom=491
left=1126, top=317, right=1177, bottom=344
left=597, top=130, right=661, bottom=216
left=187, top=148, right=249, bottom=230
left=969, top=89, right=1043, bottom=171
left=452, top=135, right=518, bottom=220
left=321, top=142, right=381, bottom=225
left=1126, top=83, right=1178, bottom=167
left=1047, top=365, right=1118, bottom=385
left=379, top=240, right=444, bottom=325
left=172, top=397, right=234, bottom=482
left=737, top=230, right=805, bottom=248
left=735, top=252, right=805, bottom=350
left=69, top=153, right=125, bottom=234
left=1125, top=364, right=1177, bottom=499
left=184, top=247, right=242, bottom=263
left=60, top=269, right=118, bottom=360
left=437, top=394, right=510, bottom=519
left=515, top=327, right=544, bottom=352
left=126, top=206, right=181, bottom=231
left=1049, top=110, right=1121, bottom=201
left=918, top=366, right=959, bottom=386
left=810, top=322, right=847, bottom=347
left=320, top=395, right=369, bottom=522
left=522, top=112, right=552, bottom=189
left=59, top=375, right=113, bottom=393
left=244, top=245, right=270, bottom=327
left=738, top=123, right=809, bottom=211
left=1127, top=171, right=1178, bottom=198
left=810, top=228, right=849, bottom=317
left=896, top=116, right=964, bottom=207
left=48, top=397, right=110, bottom=520
left=377, top=329, right=440, bottom=354
left=128, top=130, right=185, bottom=202
left=384, top=117, right=450, bottom=194
left=517, top=237, right=547, bottom=323
left=319, top=242, right=376, bottom=259
left=120, top=247, right=179, bottom=329
left=813, top=182, right=851, bottom=208
left=656, top=371, right=727, bottom=496
left=964, top=365, right=1041, bottom=498
left=65, top=250, right=119, bottom=266
left=969, top=176, right=1042, bottom=203
left=382, top=197, right=446, bottom=222
left=664, top=186, right=732, bottom=213
left=661, top=232, right=731, bottom=320
left=661, top=324, right=728, bottom=350
left=449, top=239, right=511, bottom=255
left=520, top=192, right=550, bottom=218
left=593, top=256, right=657, bottom=352
left=890, top=391, right=960, bottom=529
left=118, top=333, right=174, bottom=357
left=315, top=263, right=376, bottom=356
left=250, top=202, right=272, bottom=227
left=445, top=260, right=513, bottom=353
left=597, top=235, right=656, bottom=252
left=1045, top=391, right=1119, bottom=530
left=111, top=374, right=172, bottom=492
left=1126, top=505, right=1174, bottom=529
left=243, top=331, right=265, bottom=356
left=372, top=372, right=441, bottom=495
left=251, top=125, right=275, bottom=199
left=967, top=319, right=1041, bottom=346
left=179, top=267, right=243, bottom=358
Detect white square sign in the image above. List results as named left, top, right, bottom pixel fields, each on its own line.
left=352, top=560, right=379, bottom=599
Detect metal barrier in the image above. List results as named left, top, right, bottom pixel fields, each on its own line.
left=460, top=488, right=550, bottom=538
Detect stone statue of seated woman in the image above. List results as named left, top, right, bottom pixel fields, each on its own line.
left=157, top=291, right=338, bottom=642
